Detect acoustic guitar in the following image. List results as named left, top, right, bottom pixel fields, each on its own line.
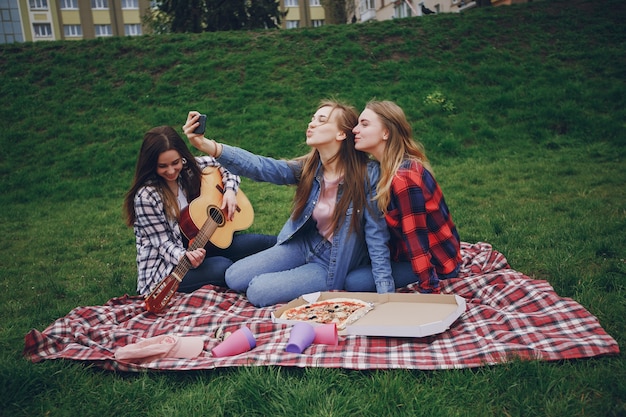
left=144, top=167, right=254, bottom=313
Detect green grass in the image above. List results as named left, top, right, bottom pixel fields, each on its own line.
left=1, top=0, right=625, bottom=415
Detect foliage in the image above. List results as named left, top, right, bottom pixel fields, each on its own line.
left=423, top=91, right=456, bottom=113
left=150, top=0, right=282, bottom=33
left=321, top=0, right=352, bottom=24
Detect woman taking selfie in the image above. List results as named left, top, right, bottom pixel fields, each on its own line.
left=183, top=100, right=394, bottom=307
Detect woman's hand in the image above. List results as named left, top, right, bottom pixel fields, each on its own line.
left=183, top=111, right=221, bottom=157
left=184, top=248, right=206, bottom=268
left=221, top=189, right=238, bottom=221
left=182, top=111, right=207, bottom=151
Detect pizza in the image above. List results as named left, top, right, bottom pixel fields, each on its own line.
left=279, top=297, right=374, bottom=329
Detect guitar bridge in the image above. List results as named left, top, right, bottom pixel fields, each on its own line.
left=215, top=184, right=242, bottom=213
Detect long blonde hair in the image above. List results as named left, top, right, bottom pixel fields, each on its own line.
left=365, top=100, right=433, bottom=213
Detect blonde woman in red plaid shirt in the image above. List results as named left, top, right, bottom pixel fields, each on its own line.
left=346, top=100, right=462, bottom=294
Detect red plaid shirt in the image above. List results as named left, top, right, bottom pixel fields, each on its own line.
left=386, top=160, right=461, bottom=293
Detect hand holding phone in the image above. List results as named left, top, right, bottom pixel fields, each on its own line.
left=193, top=114, right=207, bottom=134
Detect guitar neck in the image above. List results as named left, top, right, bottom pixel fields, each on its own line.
left=172, top=211, right=221, bottom=279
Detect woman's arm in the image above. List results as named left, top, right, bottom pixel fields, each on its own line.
left=392, top=165, right=440, bottom=293
left=196, top=155, right=241, bottom=191
left=363, top=162, right=395, bottom=293
left=184, top=112, right=300, bottom=185
left=196, top=156, right=241, bottom=220
left=217, top=144, right=300, bottom=185
left=134, top=187, right=186, bottom=266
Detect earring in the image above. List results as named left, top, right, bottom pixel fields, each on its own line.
left=181, top=157, right=194, bottom=177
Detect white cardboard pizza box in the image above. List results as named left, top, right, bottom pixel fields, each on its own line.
left=271, top=291, right=466, bottom=338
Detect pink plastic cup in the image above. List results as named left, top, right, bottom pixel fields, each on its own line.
left=313, top=323, right=338, bottom=346
left=285, top=322, right=315, bottom=353
left=211, top=326, right=256, bottom=358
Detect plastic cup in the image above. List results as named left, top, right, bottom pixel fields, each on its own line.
left=285, top=322, right=315, bottom=353
left=211, top=326, right=256, bottom=358
left=313, top=323, right=338, bottom=346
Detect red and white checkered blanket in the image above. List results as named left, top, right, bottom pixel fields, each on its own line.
left=23, top=242, right=619, bottom=371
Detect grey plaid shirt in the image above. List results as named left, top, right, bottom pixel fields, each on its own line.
left=133, top=156, right=240, bottom=295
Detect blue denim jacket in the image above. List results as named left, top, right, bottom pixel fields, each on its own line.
left=217, top=144, right=395, bottom=293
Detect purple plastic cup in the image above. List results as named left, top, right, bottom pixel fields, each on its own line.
left=285, top=322, right=315, bottom=353
left=211, top=326, right=256, bottom=358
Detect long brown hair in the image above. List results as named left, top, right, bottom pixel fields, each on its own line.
left=365, top=100, right=433, bottom=213
left=124, top=126, right=203, bottom=227
left=291, top=100, right=369, bottom=236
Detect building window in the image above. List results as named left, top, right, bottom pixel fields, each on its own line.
left=124, top=24, right=142, bottom=36
left=91, top=0, right=109, bottom=9
left=309, top=0, right=321, bottom=5
left=121, top=0, right=138, bottom=9
left=285, top=0, right=298, bottom=7
left=285, top=20, right=299, bottom=29
left=95, top=24, right=112, bottom=36
left=33, top=23, right=52, bottom=37
left=29, top=0, right=48, bottom=10
left=64, top=24, right=82, bottom=36
left=60, top=0, right=78, bottom=9
left=395, top=1, right=412, bottom=18
left=360, top=0, right=375, bottom=13
left=311, top=19, right=324, bottom=27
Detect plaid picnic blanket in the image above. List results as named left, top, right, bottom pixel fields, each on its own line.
left=23, top=242, right=619, bottom=371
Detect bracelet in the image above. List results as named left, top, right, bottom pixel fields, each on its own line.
left=209, top=139, right=222, bottom=158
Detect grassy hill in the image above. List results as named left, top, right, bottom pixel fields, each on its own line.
left=1, top=0, right=624, bottom=415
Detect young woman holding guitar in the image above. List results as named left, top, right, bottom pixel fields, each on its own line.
left=123, top=126, right=276, bottom=298
left=183, top=100, right=394, bottom=307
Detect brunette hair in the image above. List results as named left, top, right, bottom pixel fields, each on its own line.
left=364, top=100, right=433, bottom=213
left=291, top=99, right=369, bottom=236
left=124, top=126, right=203, bottom=227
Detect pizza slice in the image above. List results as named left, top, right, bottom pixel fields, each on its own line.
left=279, top=297, right=374, bottom=329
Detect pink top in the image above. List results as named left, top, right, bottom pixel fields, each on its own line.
left=313, top=175, right=342, bottom=240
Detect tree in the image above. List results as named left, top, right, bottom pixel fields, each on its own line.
left=149, top=0, right=282, bottom=33
left=246, top=0, right=283, bottom=30
left=320, top=0, right=353, bottom=25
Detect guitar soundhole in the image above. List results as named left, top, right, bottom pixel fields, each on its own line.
left=208, top=206, right=225, bottom=227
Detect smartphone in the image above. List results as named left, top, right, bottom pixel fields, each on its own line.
left=193, top=114, right=207, bottom=134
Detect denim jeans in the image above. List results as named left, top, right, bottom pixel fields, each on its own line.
left=225, top=230, right=333, bottom=307
left=178, top=233, right=276, bottom=293
left=344, top=261, right=460, bottom=292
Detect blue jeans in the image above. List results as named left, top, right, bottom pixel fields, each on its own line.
left=225, top=231, right=333, bottom=307
left=344, top=261, right=460, bottom=292
left=178, top=233, right=276, bottom=293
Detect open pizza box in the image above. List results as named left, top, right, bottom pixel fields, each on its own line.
left=272, top=291, right=466, bottom=338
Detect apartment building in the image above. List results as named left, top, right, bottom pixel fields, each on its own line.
left=0, top=0, right=152, bottom=44
left=1, top=0, right=528, bottom=43
left=281, top=0, right=326, bottom=29
left=280, top=0, right=481, bottom=28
